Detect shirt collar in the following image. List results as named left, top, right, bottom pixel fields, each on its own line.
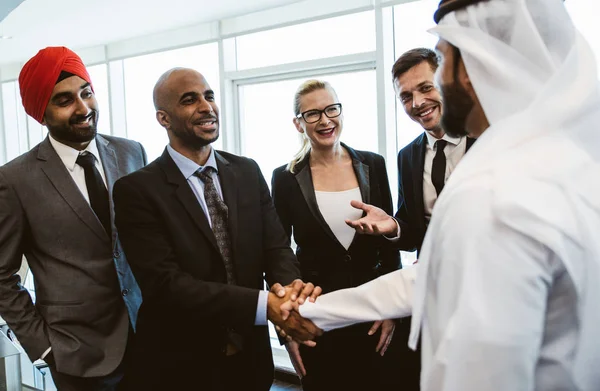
left=167, top=144, right=218, bottom=180
left=48, top=134, right=101, bottom=172
left=424, top=131, right=463, bottom=149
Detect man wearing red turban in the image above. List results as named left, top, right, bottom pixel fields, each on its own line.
left=0, top=46, right=146, bottom=390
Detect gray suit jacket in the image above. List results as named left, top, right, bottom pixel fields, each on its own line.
left=0, top=134, right=146, bottom=377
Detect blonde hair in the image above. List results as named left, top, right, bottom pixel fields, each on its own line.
left=287, top=79, right=338, bottom=173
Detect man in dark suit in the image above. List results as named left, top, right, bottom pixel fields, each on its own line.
left=343, top=48, right=475, bottom=391
left=0, top=47, right=145, bottom=390
left=113, top=67, right=321, bottom=390
left=347, top=48, right=474, bottom=253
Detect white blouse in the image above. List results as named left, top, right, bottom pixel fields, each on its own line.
left=314, top=187, right=362, bottom=250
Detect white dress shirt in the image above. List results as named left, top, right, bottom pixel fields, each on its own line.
left=422, top=132, right=465, bottom=221
left=48, top=135, right=107, bottom=204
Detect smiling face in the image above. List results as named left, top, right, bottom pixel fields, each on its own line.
left=43, top=75, right=99, bottom=146
left=155, top=68, right=219, bottom=150
left=293, top=88, right=343, bottom=152
left=395, top=61, right=443, bottom=136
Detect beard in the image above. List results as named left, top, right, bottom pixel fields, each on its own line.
left=440, top=81, right=473, bottom=138
left=49, top=110, right=99, bottom=143
left=172, top=127, right=220, bottom=150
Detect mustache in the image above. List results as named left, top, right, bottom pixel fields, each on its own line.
left=193, top=114, right=218, bottom=124
left=69, top=110, right=98, bottom=125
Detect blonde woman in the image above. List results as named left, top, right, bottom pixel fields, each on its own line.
left=271, top=80, right=413, bottom=390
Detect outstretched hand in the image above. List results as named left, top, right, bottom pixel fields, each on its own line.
left=345, top=200, right=397, bottom=236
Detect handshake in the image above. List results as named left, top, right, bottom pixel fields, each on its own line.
left=266, top=279, right=323, bottom=346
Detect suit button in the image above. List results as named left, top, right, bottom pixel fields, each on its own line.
left=344, top=255, right=352, bottom=262
left=121, top=289, right=129, bottom=297
left=113, top=251, right=121, bottom=258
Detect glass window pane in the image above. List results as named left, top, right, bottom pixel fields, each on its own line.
left=123, top=44, right=221, bottom=161
left=566, top=0, right=600, bottom=77
left=393, top=0, right=439, bottom=152
left=239, top=69, right=378, bottom=188
left=87, top=64, right=112, bottom=136
left=2, top=82, right=29, bottom=162
left=236, top=11, right=376, bottom=70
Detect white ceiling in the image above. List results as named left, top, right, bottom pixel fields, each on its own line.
left=0, top=0, right=301, bottom=65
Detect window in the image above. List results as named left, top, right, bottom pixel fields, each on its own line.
left=87, top=64, right=112, bottom=136
left=393, top=0, right=439, bottom=152
left=1, top=82, right=29, bottom=162
left=239, top=70, right=378, bottom=187
left=235, top=11, right=376, bottom=70
left=566, top=0, right=600, bottom=76
left=123, top=43, right=221, bottom=161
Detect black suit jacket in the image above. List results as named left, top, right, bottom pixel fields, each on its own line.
left=271, top=144, right=400, bottom=295
left=395, top=133, right=475, bottom=253
left=113, top=148, right=301, bottom=390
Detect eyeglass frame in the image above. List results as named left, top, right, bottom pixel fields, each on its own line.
left=295, top=103, right=343, bottom=124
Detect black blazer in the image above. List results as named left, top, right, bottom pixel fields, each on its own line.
left=113, top=149, right=301, bottom=390
left=271, top=144, right=400, bottom=296
left=395, top=133, right=475, bottom=253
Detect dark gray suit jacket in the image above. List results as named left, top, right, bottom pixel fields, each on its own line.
left=0, top=134, right=146, bottom=377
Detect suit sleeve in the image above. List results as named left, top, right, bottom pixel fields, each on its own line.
left=139, top=142, right=148, bottom=166
left=113, top=176, right=259, bottom=329
left=374, top=155, right=401, bottom=274
left=253, top=161, right=301, bottom=287
left=270, top=168, right=292, bottom=241
left=394, top=150, right=419, bottom=252
left=0, top=172, right=50, bottom=361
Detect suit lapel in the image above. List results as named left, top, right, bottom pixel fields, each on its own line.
left=465, top=136, right=476, bottom=152
left=413, top=133, right=427, bottom=233
left=215, top=152, right=239, bottom=264
left=294, top=161, right=341, bottom=247
left=96, top=135, right=121, bottom=244
left=38, top=137, right=109, bottom=243
left=347, top=146, right=371, bottom=206
left=159, top=150, right=220, bottom=254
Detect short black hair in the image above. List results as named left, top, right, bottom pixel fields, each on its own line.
left=392, top=48, right=439, bottom=82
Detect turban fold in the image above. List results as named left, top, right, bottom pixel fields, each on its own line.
left=18, top=47, right=93, bottom=124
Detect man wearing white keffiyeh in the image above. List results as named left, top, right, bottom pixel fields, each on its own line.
left=287, top=0, right=600, bottom=389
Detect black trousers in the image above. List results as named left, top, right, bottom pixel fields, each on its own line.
left=299, top=321, right=420, bottom=391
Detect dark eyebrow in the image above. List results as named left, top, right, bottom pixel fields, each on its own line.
left=51, top=82, right=92, bottom=102
left=51, top=91, right=73, bottom=102
left=204, top=89, right=215, bottom=97
left=180, top=91, right=199, bottom=102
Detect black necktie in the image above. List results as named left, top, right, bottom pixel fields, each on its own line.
left=76, top=152, right=112, bottom=237
left=195, top=167, right=236, bottom=285
left=195, top=167, right=243, bottom=354
left=431, top=139, right=448, bottom=197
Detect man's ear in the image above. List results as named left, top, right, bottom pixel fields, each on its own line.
left=293, top=118, right=304, bottom=134
left=156, top=110, right=169, bottom=129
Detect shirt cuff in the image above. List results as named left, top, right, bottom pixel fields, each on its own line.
left=254, top=290, right=268, bottom=325
left=40, top=346, right=52, bottom=361
left=383, top=217, right=401, bottom=241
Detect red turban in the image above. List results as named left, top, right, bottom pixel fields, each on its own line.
left=18, top=47, right=93, bottom=124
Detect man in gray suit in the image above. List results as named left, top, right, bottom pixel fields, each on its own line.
left=0, top=46, right=146, bottom=390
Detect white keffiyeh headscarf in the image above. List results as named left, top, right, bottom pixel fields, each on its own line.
left=410, top=0, right=600, bottom=388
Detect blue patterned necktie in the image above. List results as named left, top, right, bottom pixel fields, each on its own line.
left=195, top=167, right=236, bottom=285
